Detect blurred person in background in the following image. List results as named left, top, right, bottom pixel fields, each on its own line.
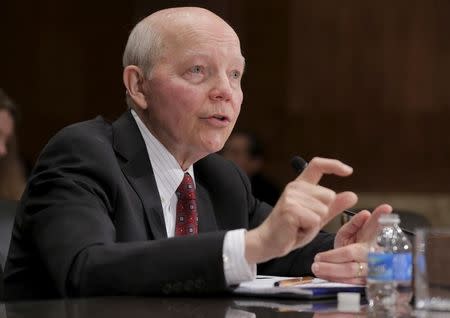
left=0, top=89, right=26, bottom=201
left=221, top=131, right=280, bottom=205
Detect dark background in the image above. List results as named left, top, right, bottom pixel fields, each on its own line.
left=1, top=0, right=449, bottom=197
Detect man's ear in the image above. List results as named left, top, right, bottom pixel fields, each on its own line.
left=123, top=65, right=148, bottom=110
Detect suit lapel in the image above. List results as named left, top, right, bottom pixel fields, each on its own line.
left=196, top=181, right=218, bottom=233
left=112, top=111, right=167, bottom=239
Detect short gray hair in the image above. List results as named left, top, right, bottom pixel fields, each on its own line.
left=122, top=18, right=163, bottom=107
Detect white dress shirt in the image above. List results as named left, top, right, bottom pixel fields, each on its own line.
left=131, top=110, right=255, bottom=285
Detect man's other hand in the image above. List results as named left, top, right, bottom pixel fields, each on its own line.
left=311, top=204, right=392, bottom=284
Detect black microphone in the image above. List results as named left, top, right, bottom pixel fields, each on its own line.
left=290, top=156, right=415, bottom=237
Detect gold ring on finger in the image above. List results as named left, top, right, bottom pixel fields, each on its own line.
left=357, top=262, right=364, bottom=277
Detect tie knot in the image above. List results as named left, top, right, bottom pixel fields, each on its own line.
left=176, top=173, right=195, bottom=200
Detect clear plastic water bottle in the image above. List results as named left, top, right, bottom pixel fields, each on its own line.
left=366, top=213, right=413, bottom=309
left=392, top=218, right=413, bottom=305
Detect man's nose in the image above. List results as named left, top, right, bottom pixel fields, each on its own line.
left=209, top=74, right=232, bottom=102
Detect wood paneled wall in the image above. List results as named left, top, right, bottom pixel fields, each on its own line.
left=234, top=1, right=450, bottom=193
left=1, top=1, right=134, bottom=162
left=1, top=0, right=450, bottom=194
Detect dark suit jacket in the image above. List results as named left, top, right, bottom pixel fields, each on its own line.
left=250, top=173, right=281, bottom=206
left=4, top=110, right=334, bottom=300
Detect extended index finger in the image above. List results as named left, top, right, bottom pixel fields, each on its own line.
left=356, top=204, right=393, bottom=243
left=297, top=157, right=353, bottom=185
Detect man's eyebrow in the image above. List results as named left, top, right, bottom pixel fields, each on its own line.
left=181, top=51, right=246, bottom=70
left=232, top=56, right=245, bottom=71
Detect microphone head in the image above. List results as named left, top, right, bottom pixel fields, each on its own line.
left=290, top=156, right=307, bottom=174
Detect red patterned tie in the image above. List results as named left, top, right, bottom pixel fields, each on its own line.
left=175, top=173, right=198, bottom=236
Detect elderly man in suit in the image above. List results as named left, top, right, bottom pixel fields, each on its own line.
left=4, top=7, right=390, bottom=299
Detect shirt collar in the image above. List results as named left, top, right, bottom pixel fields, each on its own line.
left=131, top=109, right=195, bottom=203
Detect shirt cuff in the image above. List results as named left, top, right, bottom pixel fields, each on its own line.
left=223, top=229, right=256, bottom=286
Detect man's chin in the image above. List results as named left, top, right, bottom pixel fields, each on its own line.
left=202, top=141, right=226, bottom=156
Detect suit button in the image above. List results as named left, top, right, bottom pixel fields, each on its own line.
left=173, top=282, right=182, bottom=293
left=194, top=279, right=206, bottom=290
left=162, top=283, right=172, bottom=294
left=184, top=280, right=194, bottom=292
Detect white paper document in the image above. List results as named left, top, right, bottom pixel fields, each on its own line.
left=233, top=275, right=365, bottom=299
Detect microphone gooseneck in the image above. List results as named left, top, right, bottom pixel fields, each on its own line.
left=289, top=156, right=415, bottom=237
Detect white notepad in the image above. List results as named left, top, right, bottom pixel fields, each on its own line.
left=233, top=275, right=365, bottom=299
